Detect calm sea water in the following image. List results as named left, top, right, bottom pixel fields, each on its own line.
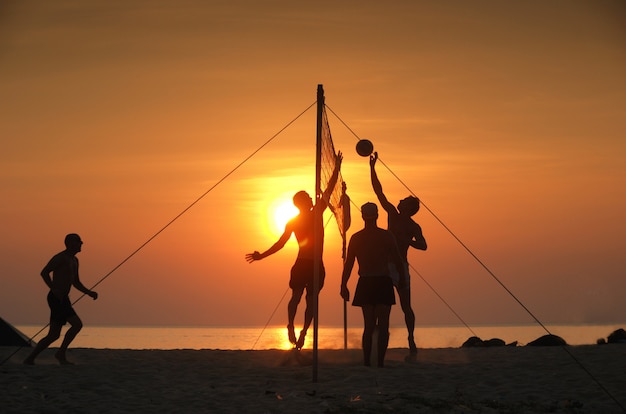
left=16, top=324, right=624, bottom=350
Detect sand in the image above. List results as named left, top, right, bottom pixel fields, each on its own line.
left=1, top=345, right=625, bottom=413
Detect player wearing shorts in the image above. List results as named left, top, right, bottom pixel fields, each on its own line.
left=341, top=202, right=407, bottom=367
left=24, top=234, right=98, bottom=365
left=370, top=152, right=427, bottom=358
left=246, top=152, right=342, bottom=350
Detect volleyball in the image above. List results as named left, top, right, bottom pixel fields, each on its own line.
left=356, top=139, right=374, bottom=157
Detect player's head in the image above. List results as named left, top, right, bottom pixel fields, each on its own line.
left=361, top=202, right=378, bottom=221
left=64, top=233, right=83, bottom=252
left=293, top=191, right=313, bottom=211
left=398, top=196, right=419, bottom=216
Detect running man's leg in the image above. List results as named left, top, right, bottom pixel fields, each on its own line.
left=23, top=322, right=63, bottom=365
left=55, top=314, right=83, bottom=364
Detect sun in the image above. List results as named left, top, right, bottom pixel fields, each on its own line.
left=270, top=199, right=299, bottom=234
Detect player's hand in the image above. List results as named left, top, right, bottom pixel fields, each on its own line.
left=369, top=151, right=378, bottom=167
left=340, top=284, right=350, bottom=301
left=245, top=251, right=261, bottom=263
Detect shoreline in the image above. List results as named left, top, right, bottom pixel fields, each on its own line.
left=12, top=323, right=626, bottom=351
left=2, top=345, right=625, bottom=413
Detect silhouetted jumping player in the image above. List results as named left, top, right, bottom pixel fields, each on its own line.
left=340, top=202, right=406, bottom=367
left=246, top=152, right=343, bottom=350
left=23, top=234, right=98, bottom=365
left=370, top=152, right=427, bottom=358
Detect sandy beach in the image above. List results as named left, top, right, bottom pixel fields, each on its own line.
left=2, top=345, right=625, bottom=413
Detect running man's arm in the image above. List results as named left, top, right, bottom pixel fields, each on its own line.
left=40, top=255, right=66, bottom=298
left=40, top=259, right=56, bottom=290
left=72, top=261, right=98, bottom=300
left=73, top=279, right=98, bottom=299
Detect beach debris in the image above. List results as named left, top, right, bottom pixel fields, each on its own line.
left=607, top=328, right=626, bottom=344
left=526, top=334, right=567, bottom=346
left=461, top=336, right=515, bottom=347
left=598, top=327, right=626, bottom=344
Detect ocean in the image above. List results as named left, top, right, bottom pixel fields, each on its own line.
left=15, top=324, right=624, bottom=350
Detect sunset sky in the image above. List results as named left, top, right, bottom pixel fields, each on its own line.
left=1, top=1, right=624, bottom=334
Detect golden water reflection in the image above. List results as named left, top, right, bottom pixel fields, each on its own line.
left=16, top=324, right=623, bottom=350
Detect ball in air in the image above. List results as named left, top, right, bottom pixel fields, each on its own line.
left=356, top=139, right=374, bottom=157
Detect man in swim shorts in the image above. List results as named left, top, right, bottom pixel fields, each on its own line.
left=370, top=152, right=427, bottom=358
left=340, top=202, right=407, bottom=367
left=24, top=234, right=98, bottom=365
left=246, top=152, right=342, bottom=350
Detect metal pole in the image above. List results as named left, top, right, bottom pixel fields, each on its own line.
left=312, top=84, right=324, bottom=382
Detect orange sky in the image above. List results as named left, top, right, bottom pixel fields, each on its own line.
left=1, top=1, right=625, bottom=331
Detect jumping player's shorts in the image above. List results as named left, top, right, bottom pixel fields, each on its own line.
left=352, top=276, right=396, bottom=307
left=290, top=258, right=325, bottom=292
left=388, top=262, right=410, bottom=290
left=47, top=291, right=77, bottom=326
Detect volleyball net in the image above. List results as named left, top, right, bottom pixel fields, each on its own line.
left=319, top=100, right=351, bottom=256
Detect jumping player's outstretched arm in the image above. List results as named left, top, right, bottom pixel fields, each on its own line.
left=246, top=222, right=293, bottom=263
left=370, top=152, right=396, bottom=213
left=319, top=151, right=343, bottom=209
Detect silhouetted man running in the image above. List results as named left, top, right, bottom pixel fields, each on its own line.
left=24, top=233, right=98, bottom=365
